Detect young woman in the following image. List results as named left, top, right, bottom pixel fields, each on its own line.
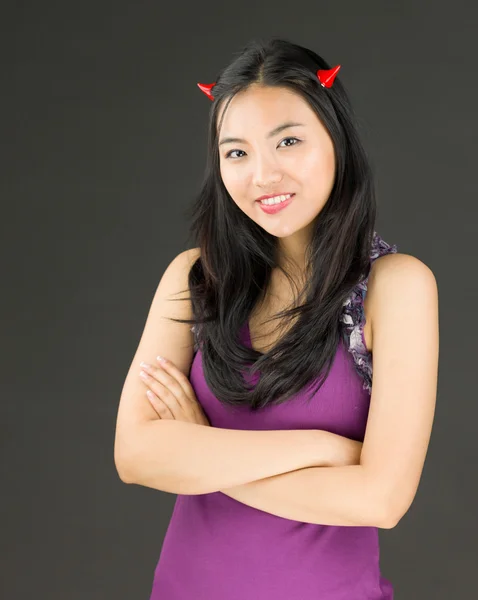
left=114, top=37, right=439, bottom=599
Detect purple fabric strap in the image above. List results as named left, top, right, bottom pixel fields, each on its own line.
left=340, top=231, right=399, bottom=392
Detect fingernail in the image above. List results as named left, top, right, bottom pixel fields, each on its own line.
left=156, top=356, right=167, bottom=363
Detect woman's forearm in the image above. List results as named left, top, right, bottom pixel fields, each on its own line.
left=216, top=464, right=389, bottom=528
left=217, top=438, right=369, bottom=526
left=118, top=421, right=351, bottom=494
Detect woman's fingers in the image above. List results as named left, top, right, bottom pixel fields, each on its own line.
left=140, top=363, right=190, bottom=411
left=154, top=356, right=197, bottom=402
left=138, top=356, right=204, bottom=425
left=139, top=359, right=199, bottom=420
left=146, top=389, right=174, bottom=419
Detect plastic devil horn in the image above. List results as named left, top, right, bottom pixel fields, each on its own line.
left=316, top=65, right=341, bottom=88
left=197, top=82, right=216, bottom=101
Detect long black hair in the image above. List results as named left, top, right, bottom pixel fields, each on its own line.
left=170, top=36, right=377, bottom=411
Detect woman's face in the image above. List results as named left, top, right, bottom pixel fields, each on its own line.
left=218, top=85, right=336, bottom=240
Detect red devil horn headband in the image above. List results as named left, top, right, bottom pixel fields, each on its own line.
left=197, top=64, right=341, bottom=101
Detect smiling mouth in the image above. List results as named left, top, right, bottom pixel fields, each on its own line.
left=256, top=193, right=295, bottom=214
left=255, top=193, right=295, bottom=205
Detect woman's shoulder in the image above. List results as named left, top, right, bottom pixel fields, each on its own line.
left=187, top=246, right=201, bottom=262
left=369, top=249, right=427, bottom=276
left=366, top=235, right=436, bottom=369
left=367, top=247, right=433, bottom=307
left=367, top=248, right=435, bottom=334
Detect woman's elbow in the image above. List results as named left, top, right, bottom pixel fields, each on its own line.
left=114, top=434, right=138, bottom=483
left=115, top=458, right=135, bottom=483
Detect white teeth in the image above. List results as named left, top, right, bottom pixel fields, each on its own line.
left=260, top=194, right=292, bottom=205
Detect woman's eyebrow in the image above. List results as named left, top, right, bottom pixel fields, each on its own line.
left=218, top=122, right=305, bottom=146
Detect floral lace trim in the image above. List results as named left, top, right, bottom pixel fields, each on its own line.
left=340, top=231, right=398, bottom=392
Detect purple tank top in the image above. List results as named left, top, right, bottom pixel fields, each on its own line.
left=149, top=232, right=398, bottom=600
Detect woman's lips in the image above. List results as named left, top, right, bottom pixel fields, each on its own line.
left=256, top=194, right=295, bottom=214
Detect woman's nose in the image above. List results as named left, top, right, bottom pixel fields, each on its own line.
left=252, top=157, right=283, bottom=188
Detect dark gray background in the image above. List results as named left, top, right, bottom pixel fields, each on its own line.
left=1, top=0, right=475, bottom=597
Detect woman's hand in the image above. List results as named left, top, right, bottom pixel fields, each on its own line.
left=313, top=431, right=363, bottom=467
left=328, top=433, right=363, bottom=467
left=139, top=356, right=211, bottom=426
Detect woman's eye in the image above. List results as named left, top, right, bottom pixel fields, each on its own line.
left=224, top=137, right=301, bottom=160
left=279, top=136, right=301, bottom=148
left=225, top=149, right=245, bottom=159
